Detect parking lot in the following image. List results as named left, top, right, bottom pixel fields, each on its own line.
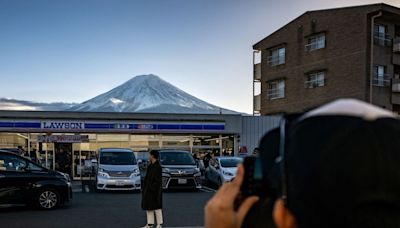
left=0, top=186, right=214, bottom=228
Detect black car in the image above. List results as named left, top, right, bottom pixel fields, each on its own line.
left=159, top=150, right=202, bottom=189
left=0, top=150, right=72, bottom=209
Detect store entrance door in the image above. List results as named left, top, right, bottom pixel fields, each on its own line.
left=54, top=143, right=72, bottom=176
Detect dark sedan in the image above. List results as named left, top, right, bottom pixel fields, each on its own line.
left=0, top=150, right=72, bottom=209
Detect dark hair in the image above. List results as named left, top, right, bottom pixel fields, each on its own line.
left=149, top=150, right=159, bottom=159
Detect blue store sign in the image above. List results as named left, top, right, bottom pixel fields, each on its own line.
left=0, top=120, right=225, bottom=132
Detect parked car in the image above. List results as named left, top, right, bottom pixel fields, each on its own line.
left=205, top=156, right=243, bottom=186
left=0, top=150, right=72, bottom=210
left=96, top=148, right=141, bottom=191
left=134, top=151, right=149, bottom=170
left=159, top=150, right=201, bottom=190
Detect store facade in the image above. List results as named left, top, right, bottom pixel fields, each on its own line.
left=0, top=111, right=245, bottom=180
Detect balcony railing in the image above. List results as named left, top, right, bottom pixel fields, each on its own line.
left=254, top=63, right=261, bottom=81
left=267, top=55, right=285, bottom=66
left=253, top=94, right=261, bottom=111
left=267, top=88, right=284, bottom=99
left=373, top=74, right=391, bottom=87
left=374, top=32, right=392, bottom=46
left=304, top=78, right=325, bottom=89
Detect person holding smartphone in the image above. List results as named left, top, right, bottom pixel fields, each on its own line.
left=205, top=99, right=400, bottom=228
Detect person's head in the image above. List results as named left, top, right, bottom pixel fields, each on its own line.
left=149, top=150, right=159, bottom=163
left=252, top=147, right=260, bottom=155
left=259, top=100, right=400, bottom=228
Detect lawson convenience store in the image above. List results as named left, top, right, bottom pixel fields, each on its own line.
left=0, top=110, right=244, bottom=180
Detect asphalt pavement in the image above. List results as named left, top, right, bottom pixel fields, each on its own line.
left=0, top=189, right=213, bottom=228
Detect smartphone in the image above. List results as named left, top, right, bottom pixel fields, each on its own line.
left=240, top=156, right=268, bottom=197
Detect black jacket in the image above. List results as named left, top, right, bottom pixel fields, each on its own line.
left=141, top=160, right=162, bottom=210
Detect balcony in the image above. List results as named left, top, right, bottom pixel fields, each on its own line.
left=254, top=63, right=261, bottom=81
left=253, top=94, right=261, bottom=112
left=373, top=74, right=391, bottom=87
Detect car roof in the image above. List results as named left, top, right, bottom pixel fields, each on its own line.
left=0, top=148, right=20, bottom=153
left=99, top=148, right=133, bottom=153
left=0, top=150, right=18, bottom=155
left=217, top=156, right=243, bottom=160
left=158, top=150, right=191, bottom=153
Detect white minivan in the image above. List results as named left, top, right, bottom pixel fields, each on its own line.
left=96, top=148, right=141, bottom=191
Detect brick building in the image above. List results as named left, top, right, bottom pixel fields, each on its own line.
left=252, top=3, right=400, bottom=115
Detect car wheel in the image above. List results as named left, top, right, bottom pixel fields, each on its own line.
left=36, top=188, right=60, bottom=210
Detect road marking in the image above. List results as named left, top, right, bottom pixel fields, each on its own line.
left=200, top=186, right=216, bottom=193
left=164, top=227, right=204, bottom=228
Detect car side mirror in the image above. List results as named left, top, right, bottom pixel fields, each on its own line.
left=19, top=163, right=29, bottom=172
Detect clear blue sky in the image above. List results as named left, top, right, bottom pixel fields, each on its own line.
left=1, top=0, right=399, bottom=113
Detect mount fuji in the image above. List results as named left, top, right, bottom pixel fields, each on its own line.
left=67, top=74, right=239, bottom=114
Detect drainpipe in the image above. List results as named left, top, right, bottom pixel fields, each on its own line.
left=370, top=11, right=382, bottom=103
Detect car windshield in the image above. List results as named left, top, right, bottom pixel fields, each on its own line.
left=100, top=152, right=137, bottom=165
left=134, top=152, right=149, bottom=161
left=160, top=152, right=196, bottom=165
left=220, top=158, right=242, bottom=168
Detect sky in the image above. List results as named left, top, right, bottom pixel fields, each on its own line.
left=1, top=0, right=400, bottom=114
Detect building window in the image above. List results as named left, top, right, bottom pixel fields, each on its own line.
left=267, top=80, right=285, bottom=99
left=374, top=24, right=391, bottom=46
left=305, top=71, right=325, bottom=88
left=267, top=47, right=285, bottom=66
left=373, top=65, right=390, bottom=87
left=305, top=34, right=325, bottom=51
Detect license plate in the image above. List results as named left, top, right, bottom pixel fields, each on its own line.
left=115, top=181, right=125, bottom=186
left=178, top=179, right=187, bottom=184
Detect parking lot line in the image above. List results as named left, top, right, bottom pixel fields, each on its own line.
left=164, top=227, right=204, bottom=228
left=200, top=186, right=216, bottom=193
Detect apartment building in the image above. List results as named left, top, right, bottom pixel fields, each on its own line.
left=252, top=3, right=400, bottom=115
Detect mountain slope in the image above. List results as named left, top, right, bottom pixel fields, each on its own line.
left=0, top=98, right=76, bottom=111
left=68, top=74, right=238, bottom=114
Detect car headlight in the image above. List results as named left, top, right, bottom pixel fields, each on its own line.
left=130, top=168, right=141, bottom=177
left=98, top=171, right=110, bottom=178
left=223, top=171, right=234, bottom=176
left=162, top=168, right=170, bottom=173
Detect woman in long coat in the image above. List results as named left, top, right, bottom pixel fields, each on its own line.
left=141, top=150, right=163, bottom=228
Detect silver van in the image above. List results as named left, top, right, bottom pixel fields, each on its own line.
left=96, top=148, right=141, bottom=191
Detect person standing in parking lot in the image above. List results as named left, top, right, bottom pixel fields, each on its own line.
left=142, top=150, right=163, bottom=228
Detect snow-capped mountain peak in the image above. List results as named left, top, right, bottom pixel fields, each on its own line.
left=68, top=74, right=238, bottom=114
